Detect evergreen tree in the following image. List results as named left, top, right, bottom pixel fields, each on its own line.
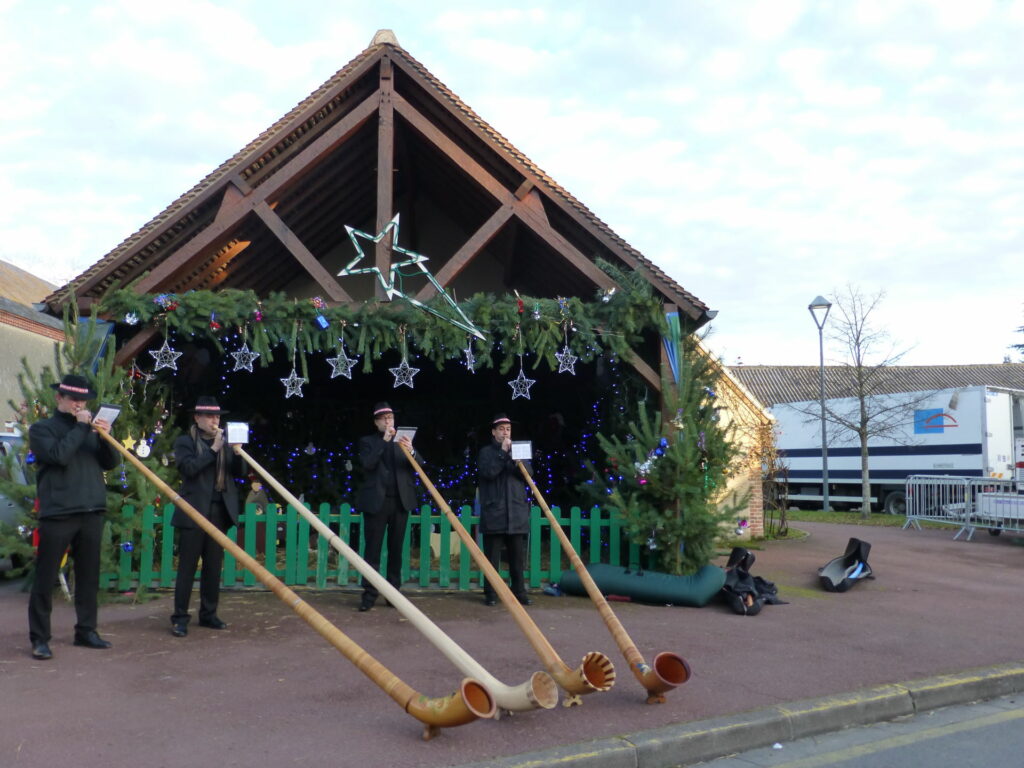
left=0, top=304, right=180, bottom=582
left=590, top=333, right=743, bottom=575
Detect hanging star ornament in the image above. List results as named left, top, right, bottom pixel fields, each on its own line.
left=326, top=346, right=359, bottom=379
left=149, top=339, right=182, bottom=371
left=555, top=345, right=578, bottom=375
left=337, top=213, right=485, bottom=340
left=230, top=343, right=260, bottom=373
left=508, top=366, right=536, bottom=400
left=463, top=344, right=476, bottom=373
left=281, top=367, right=307, bottom=398
left=389, top=357, right=420, bottom=389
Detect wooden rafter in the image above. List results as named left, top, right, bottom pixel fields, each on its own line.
left=133, top=91, right=381, bottom=295
left=374, top=54, right=395, bottom=300
left=415, top=204, right=513, bottom=300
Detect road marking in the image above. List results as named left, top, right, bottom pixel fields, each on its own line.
left=769, top=707, right=1024, bottom=767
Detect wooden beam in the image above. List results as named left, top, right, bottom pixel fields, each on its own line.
left=134, top=91, right=380, bottom=294
left=114, top=325, right=161, bottom=367
left=628, top=351, right=662, bottom=392
left=415, top=204, right=513, bottom=301
left=179, top=240, right=252, bottom=292
left=375, top=56, right=395, bottom=300
left=253, top=203, right=352, bottom=302
left=394, top=94, right=618, bottom=293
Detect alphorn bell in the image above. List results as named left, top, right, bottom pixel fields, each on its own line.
left=400, top=445, right=615, bottom=706
left=517, top=461, right=691, bottom=704
left=236, top=446, right=558, bottom=714
left=96, top=429, right=495, bottom=740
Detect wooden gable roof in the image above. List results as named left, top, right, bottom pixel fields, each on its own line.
left=45, top=31, right=710, bottom=336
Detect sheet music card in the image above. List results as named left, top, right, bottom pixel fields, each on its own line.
left=511, top=441, right=532, bottom=461
left=226, top=422, right=249, bottom=444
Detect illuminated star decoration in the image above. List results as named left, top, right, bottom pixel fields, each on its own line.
left=326, top=345, right=359, bottom=379
left=464, top=343, right=476, bottom=373
left=337, top=214, right=485, bottom=340
left=149, top=340, right=182, bottom=371
left=508, top=359, right=536, bottom=400
left=389, top=357, right=420, bottom=389
left=281, top=367, right=307, bottom=398
left=555, top=345, right=578, bottom=375
left=230, top=343, right=260, bottom=373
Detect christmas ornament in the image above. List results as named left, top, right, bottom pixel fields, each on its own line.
left=209, top=312, right=221, bottom=331
left=326, top=345, right=358, bottom=379
left=154, top=293, right=179, bottom=311
left=389, top=357, right=419, bottom=389
left=122, top=435, right=137, bottom=451
left=149, top=340, right=182, bottom=371
left=601, top=287, right=616, bottom=303
left=161, top=454, right=170, bottom=467
left=304, top=442, right=317, bottom=455
left=230, top=343, right=260, bottom=373
left=25, top=451, right=35, bottom=465
left=338, top=213, right=485, bottom=340
left=254, top=302, right=264, bottom=322
left=531, top=302, right=541, bottom=321
left=281, top=367, right=307, bottom=398
left=124, top=312, right=139, bottom=325
left=310, top=296, right=329, bottom=329
left=344, top=459, right=353, bottom=472
left=555, top=345, right=578, bottom=375
left=136, top=442, right=151, bottom=458
left=463, top=343, right=476, bottom=373
left=121, top=542, right=134, bottom=553
left=508, top=360, right=536, bottom=400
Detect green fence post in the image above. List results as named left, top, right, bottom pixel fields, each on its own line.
left=117, top=505, right=134, bottom=591
left=222, top=520, right=239, bottom=587
left=138, top=505, right=155, bottom=590
left=316, top=503, right=331, bottom=589
left=400, top=510, right=413, bottom=586
left=242, top=505, right=257, bottom=587
left=284, top=505, right=298, bottom=585
left=608, top=507, right=622, bottom=566
left=530, top=506, right=543, bottom=587
left=438, top=513, right=452, bottom=588
left=587, top=506, right=602, bottom=566
left=265, top=504, right=280, bottom=578
left=337, top=504, right=353, bottom=586
left=296, top=507, right=311, bottom=586
left=160, top=504, right=175, bottom=588
left=570, top=505, right=583, bottom=559
left=417, top=507, right=431, bottom=587
left=549, top=506, right=563, bottom=585
left=458, top=506, right=474, bottom=592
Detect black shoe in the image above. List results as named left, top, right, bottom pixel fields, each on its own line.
left=198, top=617, right=227, bottom=630
left=73, top=631, right=112, bottom=649
left=358, top=598, right=375, bottom=612
left=516, top=595, right=533, bottom=606
left=32, top=642, right=53, bottom=660
left=483, top=596, right=497, bottom=606
left=171, top=623, right=188, bottom=637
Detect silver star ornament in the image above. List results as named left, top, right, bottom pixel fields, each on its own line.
left=389, top=358, right=420, bottom=389
left=555, top=345, right=578, bottom=375
left=230, top=343, right=260, bottom=372
left=281, top=367, right=307, bottom=398
left=327, top=347, right=359, bottom=379
left=149, top=340, right=183, bottom=371
left=508, top=367, right=536, bottom=400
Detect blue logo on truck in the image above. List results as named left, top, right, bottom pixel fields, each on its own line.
left=914, top=409, right=957, bottom=434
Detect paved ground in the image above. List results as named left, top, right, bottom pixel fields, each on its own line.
left=1, top=520, right=1021, bottom=768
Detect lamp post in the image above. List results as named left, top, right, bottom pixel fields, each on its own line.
left=808, top=296, right=832, bottom=512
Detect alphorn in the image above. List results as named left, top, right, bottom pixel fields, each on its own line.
left=517, top=461, right=691, bottom=704
left=237, top=446, right=558, bottom=714
left=96, top=429, right=495, bottom=740
left=400, top=445, right=615, bottom=706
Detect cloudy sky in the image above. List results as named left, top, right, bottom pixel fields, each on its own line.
left=2, top=0, right=1022, bottom=367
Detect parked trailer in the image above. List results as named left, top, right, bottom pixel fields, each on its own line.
left=773, top=386, right=1024, bottom=513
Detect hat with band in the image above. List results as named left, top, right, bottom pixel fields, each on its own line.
left=50, top=374, right=98, bottom=400
left=189, top=395, right=229, bottom=415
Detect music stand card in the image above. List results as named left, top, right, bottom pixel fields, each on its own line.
left=511, top=441, right=532, bottom=461
left=226, top=422, right=249, bottom=444
left=94, top=403, right=121, bottom=426
left=396, top=426, right=417, bottom=444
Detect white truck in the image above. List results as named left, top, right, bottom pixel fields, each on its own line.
left=772, top=385, right=1024, bottom=514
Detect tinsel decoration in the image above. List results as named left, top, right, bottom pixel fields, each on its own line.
left=463, top=342, right=476, bottom=373
left=124, top=312, right=139, bottom=325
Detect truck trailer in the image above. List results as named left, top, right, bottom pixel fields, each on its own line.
left=772, top=385, right=1024, bottom=514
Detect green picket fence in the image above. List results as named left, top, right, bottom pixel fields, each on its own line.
left=100, top=503, right=648, bottom=591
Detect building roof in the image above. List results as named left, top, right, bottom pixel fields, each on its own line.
left=0, top=260, right=55, bottom=306
left=44, top=30, right=710, bottom=327
left=728, top=363, right=1024, bottom=406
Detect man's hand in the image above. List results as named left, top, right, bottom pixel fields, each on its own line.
left=397, top=435, right=413, bottom=450
left=501, top=437, right=511, bottom=453
left=75, top=408, right=93, bottom=425
left=383, top=426, right=397, bottom=442
left=211, top=427, right=225, bottom=452
left=92, top=418, right=111, bottom=433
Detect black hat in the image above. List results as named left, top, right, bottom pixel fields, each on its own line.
left=372, top=402, right=394, bottom=418
left=490, top=413, right=512, bottom=428
left=50, top=374, right=97, bottom=400
left=190, top=395, right=229, bottom=415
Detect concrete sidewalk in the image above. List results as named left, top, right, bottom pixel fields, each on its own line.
left=1, top=520, right=1021, bottom=768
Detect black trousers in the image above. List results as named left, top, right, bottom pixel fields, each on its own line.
left=361, top=495, right=409, bottom=603
left=172, top=501, right=230, bottom=624
left=483, top=533, right=527, bottom=600
left=29, top=511, right=105, bottom=644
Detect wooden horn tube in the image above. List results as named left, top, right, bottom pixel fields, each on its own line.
left=237, top=447, right=558, bottom=714
left=517, top=461, right=691, bottom=704
left=97, top=430, right=494, bottom=739
left=400, top=445, right=615, bottom=704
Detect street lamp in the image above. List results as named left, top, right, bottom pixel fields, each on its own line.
left=808, top=296, right=832, bottom=512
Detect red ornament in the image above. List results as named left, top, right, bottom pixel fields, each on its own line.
left=517, top=298, right=524, bottom=314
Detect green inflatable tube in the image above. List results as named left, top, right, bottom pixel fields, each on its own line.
left=559, top=563, right=726, bottom=608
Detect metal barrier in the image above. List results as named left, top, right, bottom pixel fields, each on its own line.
left=904, top=476, right=1023, bottom=541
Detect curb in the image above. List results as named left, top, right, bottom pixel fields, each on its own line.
left=453, top=661, right=1024, bottom=768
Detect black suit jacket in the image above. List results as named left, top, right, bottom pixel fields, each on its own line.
left=171, top=433, right=243, bottom=529
left=357, top=433, right=418, bottom=513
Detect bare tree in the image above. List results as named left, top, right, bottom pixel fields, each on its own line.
left=821, top=285, right=933, bottom=518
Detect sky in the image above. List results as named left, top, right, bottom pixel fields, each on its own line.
left=2, top=0, right=1022, bottom=368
